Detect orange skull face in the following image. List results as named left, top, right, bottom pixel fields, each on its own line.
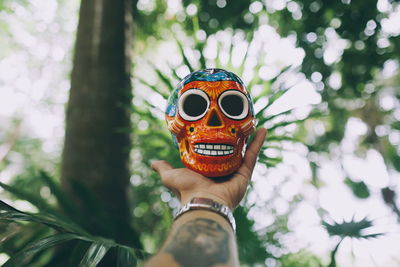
left=165, top=69, right=255, bottom=177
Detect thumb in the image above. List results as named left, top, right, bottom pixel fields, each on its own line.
left=151, top=160, right=181, bottom=200
left=242, top=128, right=267, bottom=173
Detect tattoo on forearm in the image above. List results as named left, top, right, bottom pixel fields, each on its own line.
left=164, top=218, right=230, bottom=267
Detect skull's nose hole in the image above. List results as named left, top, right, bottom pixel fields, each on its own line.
left=207, top=110, right=222, bottom=127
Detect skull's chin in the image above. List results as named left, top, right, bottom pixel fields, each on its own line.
left=182, top=155, right=242, bottom=177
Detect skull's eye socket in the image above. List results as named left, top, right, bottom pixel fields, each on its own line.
left=178, top=89, right=210, bottom=121
left=218, top=90, right=249, bottom=120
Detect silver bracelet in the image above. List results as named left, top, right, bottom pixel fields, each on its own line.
left=174, top=197, right=236, bottom=232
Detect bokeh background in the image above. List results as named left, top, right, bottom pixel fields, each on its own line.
left=1, top=0, right=400, bottom=266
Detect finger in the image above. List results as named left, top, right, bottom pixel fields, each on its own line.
left=151, top=160, right=174, bottom=186
left=151, top=160, right=182, bottom=200
left=151, top=160, right=173, bottom=175
left=242, top=128, right=267, bottom=172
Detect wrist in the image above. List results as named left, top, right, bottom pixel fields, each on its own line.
left=175, top=197, right=236, bottom=232
left=180, top=192, right=234, bottom=210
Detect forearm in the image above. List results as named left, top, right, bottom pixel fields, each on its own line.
left=143, top=210, right=239, bottom=267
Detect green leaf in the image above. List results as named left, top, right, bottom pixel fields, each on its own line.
left=280, top=249, right=324, bottom=267
left=391, top=121, right=400, bottom=131
left=0, top=201, right=89, bottom=236
left=0, top=199, right=19, bottom=212
left=0, top=222, right=50, bottom=261
left=269, top=65, right=291, bottom=85
left=0, top=181, right=58, bottom=216
left=117, top=246, right=138, bottom=267
left=257, top=108, right=294, bottom=123
left=255, top=88, right=290, bottom=121
left=252, top=65, right=291, bottom=104
left=252, top=82, right=271, bottom=103
left=142, top=99, right=163, bottom=113
left=234, top=206, right=270, bottom=265
left=258, top=157, right=283, bottom=168
left=68, top=241, right=91, bottom=267
left=267, top=118, right=307, bottom=132
left=266, top=112, right=323, bottom=132
left=176, top=39, right=194, bottom=73
left=152, top=66, right=175, bottom=91
left=226, top=35, right=234, bottom=69
left=265, top=135, right=298, bottom=142
left=3, top=233, right=81, bottom=267
left=322, top=217, right=384, bottom=239
left=194, top=40, right=207, bottom=70
left=237, top=41, right=250, bottom=77
left=79, top=242, right=112, bottom=267
left=215, top=40, right=222, bottom=68
left=344, top=178, right=370, bottom=199
left=138, top=78, right=169, bottom=99
left=38, top=171, right=79, bottom=219
left=386, top=142, right=400, bottom=172
left=361, top=233, right=385, bottom=239
left=168, top=62, right=184, bottom=81
left=246, top=63, right=263, bottom=91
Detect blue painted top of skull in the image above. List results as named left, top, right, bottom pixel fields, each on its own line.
left=166, top=68, right=253, bottom=117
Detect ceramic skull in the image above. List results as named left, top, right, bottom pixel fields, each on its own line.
left=165, top=68, right=256, bottom=177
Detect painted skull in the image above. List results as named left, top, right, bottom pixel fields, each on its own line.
left=165, top=68, right=255, bottom=177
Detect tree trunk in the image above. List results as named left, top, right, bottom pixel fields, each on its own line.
left=61, top=0, right=139, bottom=249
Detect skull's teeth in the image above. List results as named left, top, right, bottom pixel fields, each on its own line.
left=194, top=143, right=234, bottom=156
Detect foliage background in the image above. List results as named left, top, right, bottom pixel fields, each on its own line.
left=1, top=0, right=400, bottom=266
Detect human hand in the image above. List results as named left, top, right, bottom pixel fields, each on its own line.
left=151, top=128, right=267, bottom=210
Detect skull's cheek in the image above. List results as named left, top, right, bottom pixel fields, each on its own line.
left=166, top=116, right=185, bottom=136
left=177, top=135, right=194, bottom=165
left=239, top=117, right=256, bottom=137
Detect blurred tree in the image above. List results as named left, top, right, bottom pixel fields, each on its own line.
left=60, top=0, right=141, bottom=264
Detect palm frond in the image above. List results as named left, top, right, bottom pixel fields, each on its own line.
left=322, top=217, right=384, bottom=239
left=117, top=246, right=137, bottom=267
left=152, top=65, right=176, bottom=92
left=0, top=198, right=150, bottom=266
left=38, top=171, right=80, bottom=219
left=137, top=78, right=169, bottom=99
left=0, top=181, right=59, bottom=216
left=3, top=233, right=83, bottom=267
left=176, top=39, right=194, bottom=73
left=79, top=242, right=112, bottom=267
